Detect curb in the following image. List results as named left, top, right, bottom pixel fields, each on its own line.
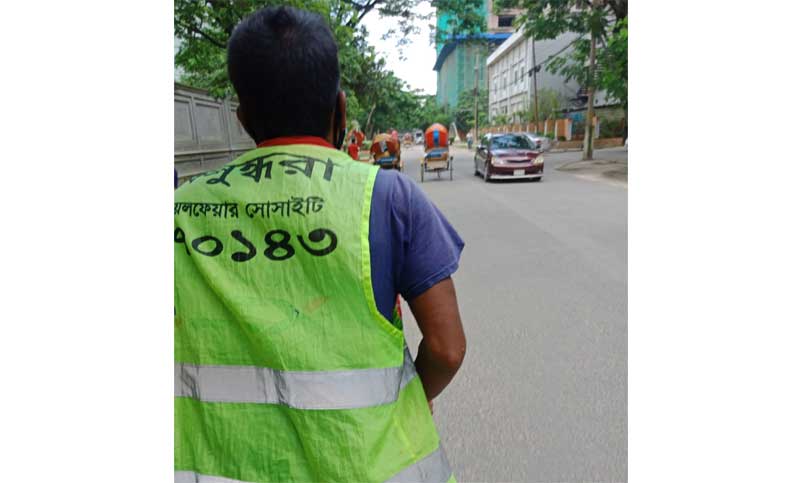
left=557, top=159, right=627, bottom=171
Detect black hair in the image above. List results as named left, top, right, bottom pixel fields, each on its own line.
left=227, top=6, right=340, bottom=142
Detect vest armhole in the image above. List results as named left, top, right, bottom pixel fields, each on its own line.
left=360, top=167, right=405, bottom=346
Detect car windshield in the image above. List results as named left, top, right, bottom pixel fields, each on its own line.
left=491, top=135, right=533, bottom=150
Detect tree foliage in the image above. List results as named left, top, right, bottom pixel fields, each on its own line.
left=416, top=95, right=453, bottom=131
left=494, top=0, right=627, bottom=107
left=454, top=88, right=488, bottom=133
left=175, top=0, right=476, bottom=137
left=176, top=1, right=373, bottom=98
left=430, top=0, right=487, bottom=45
left=513, top=87, right=565, bottom=124
left=599, top=17, right=627, bottom=108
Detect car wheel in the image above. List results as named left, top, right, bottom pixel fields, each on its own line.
left=483, top=163, right=491, bottom=182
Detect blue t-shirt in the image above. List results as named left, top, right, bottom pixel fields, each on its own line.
left=369, top=169, right=465, bottom=321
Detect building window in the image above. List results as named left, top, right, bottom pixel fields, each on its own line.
left=498, top=15, right=515, bottom=28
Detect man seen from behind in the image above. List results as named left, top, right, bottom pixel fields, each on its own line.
left=174, top=6, right=466, bottom=483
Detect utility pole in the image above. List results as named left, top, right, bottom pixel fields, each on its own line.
left=583, top=1, right=599, bottom=161
left=474, top=53, right=480, bottom=144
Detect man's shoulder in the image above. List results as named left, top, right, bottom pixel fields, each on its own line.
left=371, top=170, right=438, bottom=229
left=372, top=169, right=415, bottom=206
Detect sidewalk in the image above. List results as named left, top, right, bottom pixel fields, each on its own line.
left=556, top=148, right=628, bottom=187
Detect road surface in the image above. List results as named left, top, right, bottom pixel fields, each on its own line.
left=399, top=144, right=627, bottom=482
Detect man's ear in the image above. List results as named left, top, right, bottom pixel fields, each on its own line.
left=336, top=91, right=347, bottom=131
left=332, top=90, right=348, bottom=149
left=236, top=105, right=257, bottom=142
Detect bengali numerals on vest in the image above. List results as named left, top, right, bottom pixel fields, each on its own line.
left=188, top=154, right=340, bottom=187
left=174, top=227, right=338, bottom=262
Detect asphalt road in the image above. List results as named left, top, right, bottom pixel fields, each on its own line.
left=398, top=144, right=627, bottom=482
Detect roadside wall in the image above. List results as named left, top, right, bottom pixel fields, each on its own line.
left=174, top=83, right=255, bottom=184
left=480, top=117, right=600, bottom=140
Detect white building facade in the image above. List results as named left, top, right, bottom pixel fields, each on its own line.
left=486, top=30, right=608, bottom=124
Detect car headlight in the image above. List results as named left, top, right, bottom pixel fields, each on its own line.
left=533, top=155, right=544, bottom=165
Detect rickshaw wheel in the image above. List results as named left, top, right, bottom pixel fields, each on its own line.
left=449, top=155, right=454, bottom=180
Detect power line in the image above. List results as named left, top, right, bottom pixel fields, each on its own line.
left=527, top=34, right=587, bottom=77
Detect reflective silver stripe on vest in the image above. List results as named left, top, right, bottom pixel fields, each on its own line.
left=175, top=445, right=452, bottom=483
left=176, top=347, right=417, bottom=410
left=175, top=471, right=256, bottom=483
left=385, top=445, right=453, bottom=483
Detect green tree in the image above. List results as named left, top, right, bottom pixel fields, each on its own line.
left=175, top=0, right=486, bottom=95
left=430, top=0, right=487, bottom=45
left=454, top=88, right=488, bottom=134
left=599, top=17, right=627, bottom=139
left=495, top=0, right=627, bottom=158
left=174, top=1, right=483, bottom=141
left=174, top=1, right=330, bottom=97
left=413, top=95, right=452, bottom=131
left=493, top=113, right=510, bottom=127
left=523, top=87, right=566, bottom=122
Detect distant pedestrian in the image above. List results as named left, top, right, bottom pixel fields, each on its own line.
left=347, top=136, right=359, bottom=160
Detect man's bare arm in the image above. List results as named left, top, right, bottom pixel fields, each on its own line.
left=408, top=277, right=466, bottom=404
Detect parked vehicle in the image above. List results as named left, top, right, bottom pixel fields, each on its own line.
left=474, top=133, right=544, bottom=182
left=414, top=130, right=424, bottom=144
left=522, top=132, right=552, bottom=152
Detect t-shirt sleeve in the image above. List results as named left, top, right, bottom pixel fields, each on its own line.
left=389, top=174, right=465, bottom=301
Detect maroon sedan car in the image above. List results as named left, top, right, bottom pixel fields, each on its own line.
left=474, top=133, right=544, bottom=182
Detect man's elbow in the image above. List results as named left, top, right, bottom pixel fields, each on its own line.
left=432, top=343, right=466, bottom=372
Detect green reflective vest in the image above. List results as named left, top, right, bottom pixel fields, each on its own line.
left=174, top=143, right=455, bottom=483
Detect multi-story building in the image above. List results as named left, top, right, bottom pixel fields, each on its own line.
left=486, top=29, right=608, bottom=124
left=433, top=0, right=521, bottom=108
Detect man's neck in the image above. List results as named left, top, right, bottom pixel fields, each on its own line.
left=257, top=136, right=335, bottom=149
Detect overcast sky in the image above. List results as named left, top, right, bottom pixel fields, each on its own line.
left=362, top=5, right=438, bottom=95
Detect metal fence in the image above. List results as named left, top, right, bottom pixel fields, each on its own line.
left=174, top=83, right=254, bottom=184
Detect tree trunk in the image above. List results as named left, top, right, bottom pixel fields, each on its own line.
left=364, top=103, right=377, bottom=139
left=532, top=37, right=539, bottom=132
left=622, top=104, right=628, bottom=142
left=474, top=54, right=480, bottom=142
left=583, top=27, right=597, bottom=161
